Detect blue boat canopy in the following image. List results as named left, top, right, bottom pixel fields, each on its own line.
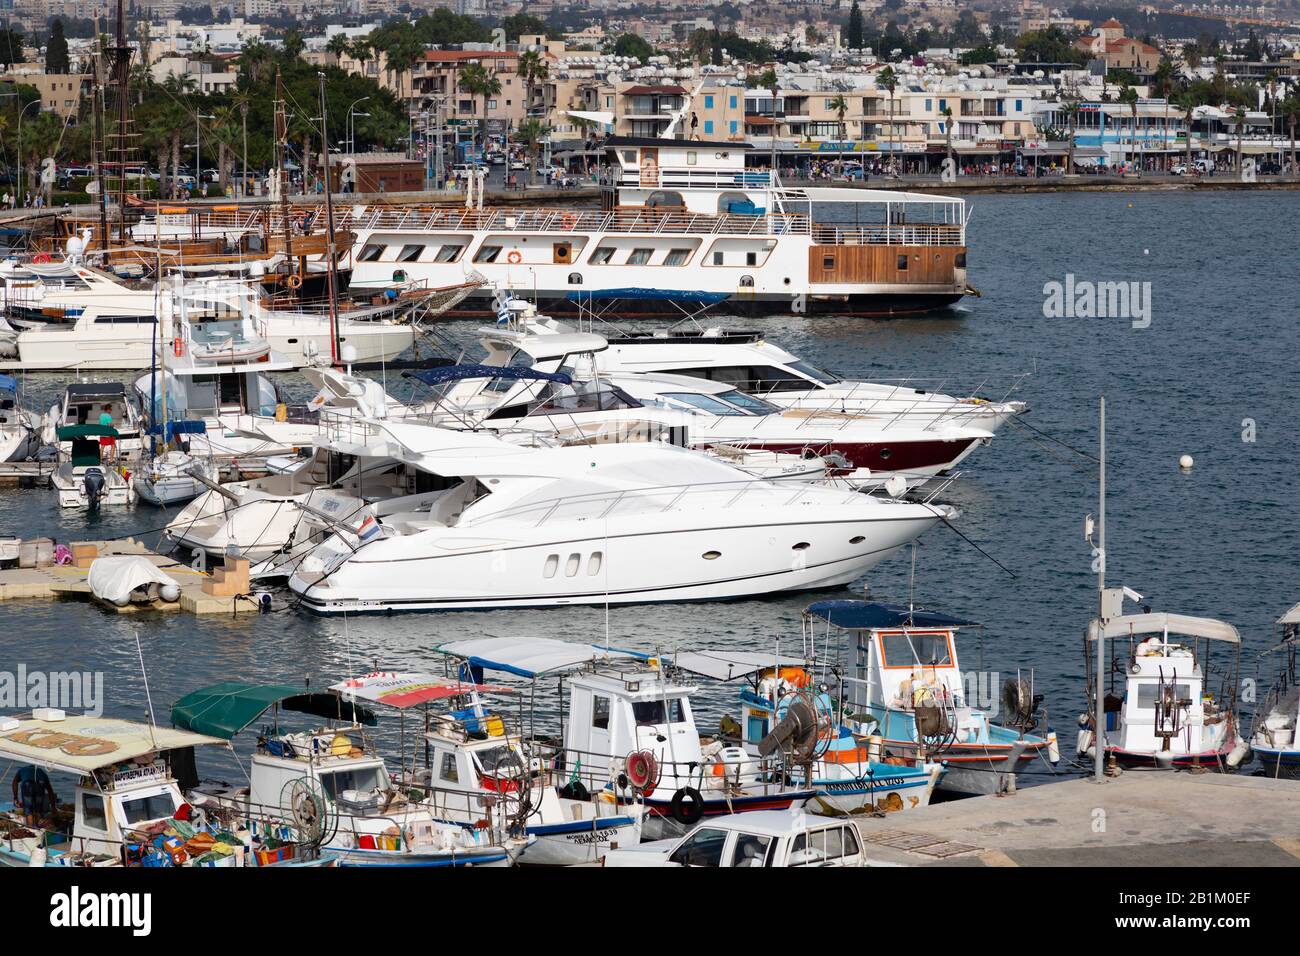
left=148, top=419, right=208, bottom=439
left=804, top=600, right=978, bottom=630
left=401, top=364, right=572, bottom=388
left=0, top=374, right=17, bottom=395
left=565, top=289, right=731, bottom=304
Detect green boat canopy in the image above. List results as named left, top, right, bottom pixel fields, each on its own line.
left=171, top=682, right=376, bottom=739
left=56, top=424, right=120, bottom=440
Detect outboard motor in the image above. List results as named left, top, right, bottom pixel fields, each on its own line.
left=83, top=467, right=106, bottom=509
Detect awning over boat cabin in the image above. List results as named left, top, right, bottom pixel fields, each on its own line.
left=1276, top=602, right=1300, bottom=626
left=434, top=637, right=647, bottom=679
left=0, top=715, right=224, bottom=776
left=1087, top=612, right=1240, bottom=644
left=56, top=424, right=119, bottom=440
left=664, top=650, right=809, bottom=682
left=65, top=382, right=127, bottom=401
left=329, top=672, right=518, bottom=709
left=402, top=364, right=573, bottom=388
left=171, top=682, right=377, bottom=740
left=804, top=600, right=978, bottom=631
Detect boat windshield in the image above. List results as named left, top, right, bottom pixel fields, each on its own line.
left=317, top=764, right=389, bottom=798
left=879, top=632, right=953, bottom=668
left=534, top=384, right=641, bottom=415
left=120, top=790, right=181, bottom=825
left=661, top=392, right=752, bottom=416
left=632, top=697, right=686, bottom=726
left=715, top=389, right=779, bottom=415
left=787, top=360, right=839, bottom=386
left=472, top=744, right=520, bottom=776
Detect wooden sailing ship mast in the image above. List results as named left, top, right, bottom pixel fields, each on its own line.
left=106, top=0, right=137, bottom=243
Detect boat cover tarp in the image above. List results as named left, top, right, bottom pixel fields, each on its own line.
left=0, top=715, right=223, bottom=776
left=147, top=419, right=208, bottom=438
left=56, top=424, right=119, bottom=440
left=171, top=682, right=377, bottom=739
left=665, top=650, right=810, bottom=681
left=0, top=374, right=16, bottom=394
left=1087, top=612, right=1240, bottom=644
left=402, top=364, right=573, bottom=387
left=434, top=637, right=647, bottom=679
left=329, top=672, right=518, bottom=709
left=87, top=555, right=181, bottom=607
left=565, top=288, right=731, bottom=304
left=804, top=600, right=977, bottom=630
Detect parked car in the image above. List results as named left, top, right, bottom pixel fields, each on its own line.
left=603, top=810, right=872, bottom=868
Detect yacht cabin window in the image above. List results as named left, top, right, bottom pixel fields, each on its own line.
left=592, top=695, right=610, bottom=729
left=879, top=632, right=953, bottom=668
left=318, top=766, right=388, bottom=798
left=715, top=389, right=779, bottom=414
left=589, top=247, right=615, bottom=265
left=627, top=248, right=653, bottom=266
left=121, top=791, right=180, bottom=825
left=664, top=248, right=692, bottom=266
left=434, top=243, right=463, bottom=263
left=474, top=245, right=503, bottom=263
left=1135, top=683, right=1193, bottom=709
left=665, top=364, right=827, bottom=394
left=358, top=244, right=386, bottom=262
left=396, top=244, right=425, bottom=262
left=81, top=793, right=108, bottom=831
left=439, top=753, right=459, bottom=783
left=660, top=392, right=751, bottom=416
left=472, top=745, right=517, bottom=776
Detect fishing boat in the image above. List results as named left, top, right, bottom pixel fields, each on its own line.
left=799, top=600, right=1059, bottom=796
left=177, top=682, right=529, bottom=866
left=1249, top=603, right=1300, bottom=779
left=0, top=373, right=36, bottom=462
left=434, top=637, right=818, bottom=841
left=51, top=424, right=135, bottom=508
left=285, top=416, right=953, bottom=613
left=331, top=671, right=644, bottom=866
left=1077, top=608, right=1251, bottom=770
left=341, top=136, right=973, bottom=318
left=0, top=712, right=332, bottom=867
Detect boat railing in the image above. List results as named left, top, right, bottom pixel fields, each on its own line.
left=810, top=222, right=965, bottom=245
left=464, top=476, right=866, bottom=530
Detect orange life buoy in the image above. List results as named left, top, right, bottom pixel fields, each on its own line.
left=506, top=250, right=522, bottom=264
left=287, top=273, right=303, bottom=289
left=559, top=212, right=577, bottom=230
left=32, top=252, right=51, bottom=264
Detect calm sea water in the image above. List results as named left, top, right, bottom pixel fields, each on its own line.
left=3, top=191, right=1297, bottom=781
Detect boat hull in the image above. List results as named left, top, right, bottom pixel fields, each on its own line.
left=515, top=814, right=642, bottom=866
left=1251, top=746, right=1300, bottom=779
left=641, top=789, right=816, bottom=841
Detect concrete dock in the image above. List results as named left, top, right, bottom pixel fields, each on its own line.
left=852, top=772, right=1300, bottom=866
left=0, top=539, right=264, bottom=616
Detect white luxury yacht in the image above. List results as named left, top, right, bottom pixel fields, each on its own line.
left=284, top=416, right=954, bottom=613
left=0, top=262, right=412, bottom=370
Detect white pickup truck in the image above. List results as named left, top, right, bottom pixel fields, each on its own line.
left=603, top=810, right=875, bottom=867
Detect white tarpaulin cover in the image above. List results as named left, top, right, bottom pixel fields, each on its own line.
left=87, top=556, right=181, bottom=607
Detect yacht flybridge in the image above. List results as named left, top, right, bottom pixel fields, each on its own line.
left=342, top=137, right=972, bottom=317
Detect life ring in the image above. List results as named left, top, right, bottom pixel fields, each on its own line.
left=625, top=750, right=657, bottom=795
left=32, top=252, right=51, bottom=263
left=506, top=250, right=522, bottom=264
left=558, top=212, right=577, bottom=230
left=287, top=273, right=303, bottom=290
left=669, top=786, right=704, bottom=826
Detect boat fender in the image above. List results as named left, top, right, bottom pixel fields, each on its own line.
left=1046, top=731, right=1060, bottom=764
left=669, top=787, right=704, bottom=826
left=1226, top=740, right=1250, bottom=769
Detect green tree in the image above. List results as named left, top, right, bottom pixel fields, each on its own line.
left=501, top=14, right=550, bottom=41
left=757, top=67, right=779, bottom=178
left=517, top=49, right=548, bottom=120
left=829, top=93, right=848, bottom=170
left=515, top=117, right=549, bottom=184
left=846, top=1, right=864, bottom=50
left=877, top=65, right=899, bottom=173
left=612, top=34, right=653, bottom=64
left=281, top=29, right=305, bottom=62
left=326, top=33, right=350, bottom=64
left=46, top=19, right=70, bottom=74
left=0, top=27, right=26, bottom=68
left=459, top=62, right=501, bottom=156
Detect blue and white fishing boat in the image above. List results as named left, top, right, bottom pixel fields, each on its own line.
left=1251, top=603, right=1300, bottom=779
left=801, top=600, right=1059, bottom=796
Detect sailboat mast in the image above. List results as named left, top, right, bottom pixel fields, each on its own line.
left=274, top=71, right=294, bottom=278
left=317, top=72, right=341, bottom=367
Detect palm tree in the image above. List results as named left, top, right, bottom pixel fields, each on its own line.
left=212, top=105, right=238, bottom=194
left=516, top=117, right=550, bottom=185
left=828, top=94, right=848, bottom=175
left=1180, top=93, right=1195, bottom=173
left=460, top=62, right=501, bottom=160
left=1153, top=59, right=1175, bottom=167
left=1118, top=85, right=1138, bottom=169
left=757, top=67, right=779, bottom=181
left=1061, top=100, right=1079, bottom=174
left=877, top=65, right=898, bottom=174
left=518, top=49, right=549, bottom=121
left=348, top=37, right=373, bottom=77
left=240, top=37, right=274, bottom=85
left=326, top=33, right=350, bottom=66
left=943, top=105, right=953, bottom=175
left=382, top=35, right=423, bottom=106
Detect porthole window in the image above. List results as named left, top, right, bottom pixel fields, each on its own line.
left=791, top=542, right=811, bottom=551
left=543, top=554, right=559, bottom=578
left=565, top=553, right=581, bottom=577
left=879, top=448, right=892, bottom=460
left=739, top=275, right=755, bottom=288
left=568, top=272, right=583, bottom=285
left=850, top=535, right=866, bottom=544
left=587, top=552, right=603, bottom=575
left=702, top=550, right=722, bottom=560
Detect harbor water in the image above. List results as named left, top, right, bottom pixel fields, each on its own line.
left=3, top=190, right=1297, bottom=780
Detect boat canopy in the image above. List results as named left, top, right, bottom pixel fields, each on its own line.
left=0, top=374, right=16, bottom=395
left=566, top=289, right=731, bottom=305
left=434, top=637, right=646, bottom=679
left=665, top=650, right=809, bottom=682
left=171, top=682, right=377, bottom=739
left=0, top=715, right=223, bottom=776
left=1087, top=612, right=1240, bottom=645
left=56, top=424, right=119, bottom=440
left=65, top=382, right=127, bottom=401
left=804, top=600, right=977, bottom=630
left=401, top=364, right=573, bottom=388
left=147, top=420, right=208, bottom=439
left=328, top=672, right=517, bottom=709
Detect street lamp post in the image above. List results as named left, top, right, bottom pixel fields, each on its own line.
left=195, top=112, right=215, bottom=196
left=16, top=98, right=40, bottom=206
left=346, top=96, right=370, bottom=155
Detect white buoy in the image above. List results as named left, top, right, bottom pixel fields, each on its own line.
left=1179, top=454, right=1194, bottom=470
